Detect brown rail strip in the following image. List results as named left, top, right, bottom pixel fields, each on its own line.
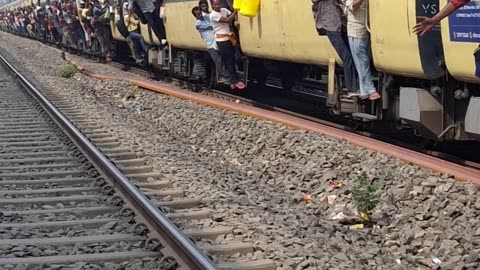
left=65, top=55, right=480, bottom=185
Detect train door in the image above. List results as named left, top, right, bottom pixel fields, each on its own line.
left=416, top=0, right=445, bottom=80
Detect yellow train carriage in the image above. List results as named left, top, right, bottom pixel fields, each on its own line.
left=162, top=0, right=444, bottom=78
left=236, top=0, right=341, bottom=66
left=370, top=0, right=446, bottom=80
left=163, top=0, right=206, bottom=50
left=440, top=0, right=480, bottom=83
left=370, top=0, right=424, bottom=78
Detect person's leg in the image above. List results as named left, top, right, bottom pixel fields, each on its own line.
left=217, top=40, right=240, bottom=85
left=326, top=31, right=358, bottom=92
left=126, top=35, right=140, bottom=60
left=152, top=10, right=166, bottom=42
left=127, top=35, right=139, bottom=60
left=143, top=11, right=166, bottom=42
left=102, top=29, right=112, bottom=51
left=27, top=24, right=33, bottom=36
left=53, top=27, right=60, bottom=43
left=74, top=22, right=87, bottom=45
left=208, top=48, right=228, bottom=81
left=130, top=32, right=145, bottom=59
left=95, top=32, right=107, bottom=54
left=348, top=36, right=376, bottom=98
left=131, top=32, right=147, bottom=55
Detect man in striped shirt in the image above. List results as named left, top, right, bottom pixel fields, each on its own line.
left=345, top=0, right=380, bottom=100
left=312, top=0, right=358, bottom=95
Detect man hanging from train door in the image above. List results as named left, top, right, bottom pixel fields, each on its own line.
left=209, top=0, right=246, bottom=90
left=344, top=0, right=380, bottom=100
left=192, top=4, right=228, bottom=83
left=414, top=0, right=480, bottom=78
left=127, top=0, right=167, bottom=48
left=311, top=0, right=359, bottom=97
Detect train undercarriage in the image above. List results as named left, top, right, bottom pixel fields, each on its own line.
left=146, top=45, right=480, bottom=144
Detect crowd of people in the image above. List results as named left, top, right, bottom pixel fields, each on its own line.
left=0, top=0, right=242, bottom=86
left=0, top=0, right=168, bottom=63
left=312, top=0, right=379, bottom=101
left=0, top=0, right=115, bottom=59
left=1, top=0, right=473, bottom=92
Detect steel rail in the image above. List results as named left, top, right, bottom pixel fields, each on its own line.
left=0, top=53, right=218, bottom=270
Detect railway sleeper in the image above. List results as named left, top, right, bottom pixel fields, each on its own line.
left=0, top=251, right=161, bottom=266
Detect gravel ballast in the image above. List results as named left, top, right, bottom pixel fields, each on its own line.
left=1, top=32, right=479, bottom=270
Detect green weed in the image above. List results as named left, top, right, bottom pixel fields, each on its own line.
left=352, top=175, right=379, bottom=215
left=59, top=64, right=76, bottom=79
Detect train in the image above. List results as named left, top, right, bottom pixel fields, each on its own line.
left=1, top=0, right=480, bottom=143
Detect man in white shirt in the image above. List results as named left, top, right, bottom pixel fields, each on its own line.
left=209, top=0, right=245, bottom=90
left=192, top=6, right=228, bottom=83
left=345, top=0, right=380, bottom=100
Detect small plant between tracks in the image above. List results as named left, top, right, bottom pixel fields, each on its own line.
left=352, top=175, right=379, bottom=220
left=59, top=64, right=76, bottom=78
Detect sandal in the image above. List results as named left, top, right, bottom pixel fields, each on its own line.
left=369, top=92, right=381, bottom=100
left=346, top=91, right=361, bottom=98
left=236, top=81, right=246, bottom=90
left=217, top=77, right=228, bottom=84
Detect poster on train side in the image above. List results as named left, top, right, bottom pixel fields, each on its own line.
left=449, top=0, right=480, bottom=43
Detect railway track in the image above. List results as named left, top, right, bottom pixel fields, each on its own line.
left=0, top=61, right=170, bottom=268
left=0, top=53, right=276, bottom=269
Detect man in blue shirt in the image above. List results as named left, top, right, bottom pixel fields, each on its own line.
left=192, top=6, right=228, bottom=83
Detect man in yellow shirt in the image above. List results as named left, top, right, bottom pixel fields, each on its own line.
left=124, top=11, right=147, bottom=64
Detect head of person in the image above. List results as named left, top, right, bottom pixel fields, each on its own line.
left=199, top=0, right=209, bottom=13
left=191, top=6, right=202, bottom=20
left=211, top=0, right=221, bottom=12
left=93, top=7, right=101, bottom=18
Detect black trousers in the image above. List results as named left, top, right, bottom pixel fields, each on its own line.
left=143, top=11, right=166, bottom=41
left=217, top=40, right=240, bottom=85
left=326, top=30, right=358, bottom=92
